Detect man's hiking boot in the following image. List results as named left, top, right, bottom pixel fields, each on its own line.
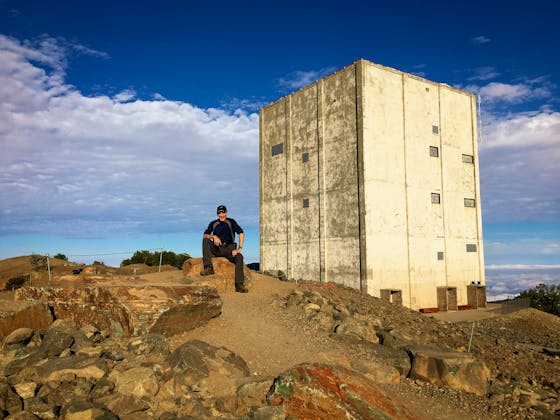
left=200, top=266, right=215, bottom=276
left=235, top=285, right=249, bottom=293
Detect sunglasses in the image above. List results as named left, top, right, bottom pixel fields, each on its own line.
left=217, top=211, right=226, bottom=214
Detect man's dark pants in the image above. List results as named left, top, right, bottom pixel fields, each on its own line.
left=202, top=239, right=245, bottom=286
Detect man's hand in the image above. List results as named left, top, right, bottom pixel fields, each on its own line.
left=232, top=248, right=242, bottom=257
left=212, top=235, right=222, bottom=246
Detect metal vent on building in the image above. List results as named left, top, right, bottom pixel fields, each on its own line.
left=466, top=244, right=477, bottom=252
left=464, top=198, right=476, bottom=207
left=271, top=143, right=284, bottom=156
left=432, top=125, right=439, bottom=134
left=429, top=146, right=439, bottom=157
left=437, top=251, right=444, bottom=260
left=431, top=193, right=441, bottom=204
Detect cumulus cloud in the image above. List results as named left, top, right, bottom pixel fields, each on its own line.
left=0, top=35, right=259, bottom=239
left=478, top=110, right=560, bottom=222
left=277, top=67, right=337, bottom=90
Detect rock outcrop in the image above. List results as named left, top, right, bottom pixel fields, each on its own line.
left=0, top=301, right=53, bottom=338
left=14, top=284, right=222, bottom=338
left=267, top=363, right=419, bottom=419
left=407, top=346, right=491, bottom=396
left=182, top=257, right=252, bottom=294
left=1, top=318, right=422, bottom=419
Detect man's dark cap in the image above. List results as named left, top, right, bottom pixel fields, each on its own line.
left=217, top=205, right=227, bottom=213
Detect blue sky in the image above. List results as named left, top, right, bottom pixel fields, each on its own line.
left=1, top=0, right=559, bottom=299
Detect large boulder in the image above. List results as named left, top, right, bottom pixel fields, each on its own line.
left=182, top=257, right=252, bottom=293
left=407, top=346, right=490, bottom=396
left=267, top=363, right=419, bottom=419
left=166, top=339, right=251, bottom=398
left=0, top=300, right=53, bottom=338
left=15, top=284, right=222, bottom=338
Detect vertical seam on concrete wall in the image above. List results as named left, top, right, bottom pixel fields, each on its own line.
left=471, top=94, right=484, bottom=284
left=319, top=80, right=328, bottom=284
left=284, top=99, right=290, bottom=280
left=402, top=74, right=413, bottom=308
left=287, top=96, right=294, bottom=281
left=259, top=109, right=264, bottom=270
left=355, top=60, right=367, bottom=293
left=438, top=85, right=449, bottom=289
left=316, top=82, right=323, bottom=283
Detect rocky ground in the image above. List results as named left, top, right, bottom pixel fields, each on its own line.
left=0, top=261, right=559, bottom=419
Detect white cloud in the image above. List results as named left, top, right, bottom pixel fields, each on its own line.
left=0, top=35, right=260, bottom=238
left=478, top=108, right=560, bottom=222
left=485, top=266, right=560, bottom=299
left=471, top=35, right=491, bottom=44
left=277, top=67, right=337, bottom=90
left=487, top=264, right=560, bottom=270
left=467, top=82, right=550, bottom=104
left=468, top=66, right=500, bottom=81
left=113, top=89, right=136, bottom=102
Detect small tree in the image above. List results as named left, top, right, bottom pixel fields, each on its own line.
left=53, top=253, right=68, bottom=261
left=519, top=283, right=560, bottom=316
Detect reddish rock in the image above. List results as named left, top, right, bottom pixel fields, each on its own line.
left=267, top=363, right=419, bottom=419
left=182, top=257, right=252, bottom=294
left=0, top=300, right=53, bottom=338
left=14, top=284, right=222, bottom=338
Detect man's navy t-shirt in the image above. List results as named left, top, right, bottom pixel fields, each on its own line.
left=204, top=218, right=243, bottom=244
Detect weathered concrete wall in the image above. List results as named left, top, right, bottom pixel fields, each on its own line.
left=260, top=65, right=361, bottom=287
left=260, top=59, right=485, bottom=310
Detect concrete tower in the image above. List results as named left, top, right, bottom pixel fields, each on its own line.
left=259, top=59, right=485, bottom=311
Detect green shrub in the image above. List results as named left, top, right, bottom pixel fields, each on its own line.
left=121, top=250, right=191, bottom=270
left=519, top=283, right=560, bottom=316
left=5, top=275, right=27, bottom=290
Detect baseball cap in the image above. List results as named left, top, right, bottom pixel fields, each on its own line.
left=217, top=205, right=227, bottom=214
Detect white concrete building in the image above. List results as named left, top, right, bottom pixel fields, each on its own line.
left=259, top=59, right=485, bottom=311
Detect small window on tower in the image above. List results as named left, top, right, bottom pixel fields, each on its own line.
left=464, top=198, right=476, bottom=207
left=466, top=244, right=477, bottom=252
left=302, top=152, right=309, bottom=163
left=429, top=146, right=439, bottom=157
left=437, top=252, right=444, bottom=260
left=271, top=143, right=284, bottom=156
left=462, top=154, right=474, bottom=164
left=432, top=125, right=439, bottom=134
left=303, top=198, right=309, bottom=208
left=431, top=193, right=441, bottom=204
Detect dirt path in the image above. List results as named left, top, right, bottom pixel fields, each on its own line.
left=167, top=273, right=350, bottom=377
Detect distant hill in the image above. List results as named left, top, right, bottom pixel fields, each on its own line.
left=0, top=255, right=180, bottom=290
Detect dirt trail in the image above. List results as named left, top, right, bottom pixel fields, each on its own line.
left=167, top=272, right=350, bottom=376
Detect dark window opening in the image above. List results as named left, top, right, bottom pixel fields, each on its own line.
left=429, top=146, right=439, bottom=157
left=431, top=193, right=441, bottom=204
left=302, top=152, right=309, bottom=163
left=462, top=154, right=474, bottom=164
left=303, top=198, right=309, bottom=208
left=464, top=198, right=476, bottom=207
left=466, top=244, right=477, bottom=252
left=432, top=125, right=439, bottom=134
left=271, top=143, right=284, bottom=156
